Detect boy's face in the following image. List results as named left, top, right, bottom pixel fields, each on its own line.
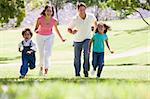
left=23, top=31, right=31, bottom=41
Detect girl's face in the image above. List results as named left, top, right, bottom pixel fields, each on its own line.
left=78, top=6, right=86, bottom=15
left=97, top=24, right=105, bottom=34
left=23, top=31, right=31, bottom=41
left=45, top=7, right=53, bottom=16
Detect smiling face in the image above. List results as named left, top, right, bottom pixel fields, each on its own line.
left=45, top=7, right=53, bottom=16
left=78, top=6, right=86, bottom=15
left=23, top=31, right=32, bottom=41
left=97, top=24, right=105, bottom=34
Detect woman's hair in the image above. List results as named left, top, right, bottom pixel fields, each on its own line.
left=41, top=5, right=54, bottom=16
left=77, top=2, right=87, bottom=10
left=22, top=28, right=33, bottom=37
left=95, top=23, right=111, bottom=34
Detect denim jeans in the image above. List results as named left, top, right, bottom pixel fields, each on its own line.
left=92, top=52, right=104, bottom=77
left=73, top=39, right=90, bottom=76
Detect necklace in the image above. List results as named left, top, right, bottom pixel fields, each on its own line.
left=45, top=16, right=51, bottom=25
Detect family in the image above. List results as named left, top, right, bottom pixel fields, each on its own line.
left=18, top=2, right=114, bottom=79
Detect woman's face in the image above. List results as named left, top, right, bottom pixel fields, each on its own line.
left=97, top=24, right=105, bottom=34
left=78, top=6, right=86, bottom=15
left=45, top=7, right=53, bottom=16
left=23, top=31, right=31, bottom=41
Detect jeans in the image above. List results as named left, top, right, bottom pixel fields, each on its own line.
left=92, top=52, right=104, bottom=77
left=73, top=39, right=90, bottom=76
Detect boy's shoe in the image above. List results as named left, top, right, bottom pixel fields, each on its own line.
left=19, top=75, right=25, bottom=79
left=91, top=69, right=96, bottom=76
left=29, top=65, right=35, bottom=70
left=39, top=70, right=43, bottom=76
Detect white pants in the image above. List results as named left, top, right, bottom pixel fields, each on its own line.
left=36, top=34, right=54, bottom=69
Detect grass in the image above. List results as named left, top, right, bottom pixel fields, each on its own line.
left=0, top=18, right=150, bottom=64
left=0, top=63, right=150, bottom=99
left=0, top=18, right=150, bottom=99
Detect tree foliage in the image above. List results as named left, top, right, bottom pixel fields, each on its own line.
left=0, top=0, right=25, bottom=27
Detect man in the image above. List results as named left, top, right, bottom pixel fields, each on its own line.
left=68, top=2, right=97, bottom=77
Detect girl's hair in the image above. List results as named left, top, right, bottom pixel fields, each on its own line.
left=22, top=28, right=33, bottom=37
left=41, top=5, right=54, bottom=16
left=95, top=23, right=110, bottom=34
left=77, top=2, right=87, bottom=10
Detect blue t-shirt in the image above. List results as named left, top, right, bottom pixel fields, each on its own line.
left=92, top=33, right=108, bottom=53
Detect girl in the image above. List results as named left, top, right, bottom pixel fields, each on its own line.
left=18, top=28, right=36, bottom=78
left=89, top=22, right=114, bottom=78
left=35, top=5, right=66, bottom=76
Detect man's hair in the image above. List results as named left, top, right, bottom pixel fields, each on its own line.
left=77, top=2, right=87, bottom=10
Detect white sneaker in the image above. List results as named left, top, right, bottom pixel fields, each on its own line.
left=91, top=70, right=96, bottom=76
left=44, top=73, right=48, bottom=76
left=39, top=70, right=43, bottom=76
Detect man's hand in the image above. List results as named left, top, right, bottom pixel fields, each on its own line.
left=72, top=30, right=78, bottom=34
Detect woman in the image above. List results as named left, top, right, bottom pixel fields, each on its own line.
left=35, top=5, right=66, bottom=76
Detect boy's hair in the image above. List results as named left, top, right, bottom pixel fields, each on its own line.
left=95, top=23, right=111, bottom=33
left=22, top=28, right=33, bottom=37
left=77, top=2, right=87, bottom=10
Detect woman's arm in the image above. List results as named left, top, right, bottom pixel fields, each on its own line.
left=105, top=40, right=114, bottom=53
left=54, top=21, right=66, bottom=42
left=34, top=19, right=40, bottom=33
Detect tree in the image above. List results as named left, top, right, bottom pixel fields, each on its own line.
left=107, top=0, right=150, bottom=26
left=0, top=0, right=25, bottom=27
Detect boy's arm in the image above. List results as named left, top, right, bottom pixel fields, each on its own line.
left=105, top=39, right=114, bottom=54
left=18, top=42, right=22, bottom=52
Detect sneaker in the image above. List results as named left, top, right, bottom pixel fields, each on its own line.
left=19, top=75, right=25, bottom=79
left=91, top=69, right=96, bottom=76
left=84, top=71, right=88, bottom=77
left=44, top=72, right=48, bottom=76
left=39, top=70, right=43, bottom=76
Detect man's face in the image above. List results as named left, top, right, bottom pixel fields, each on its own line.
left=78, top=6, right=86, bottom=15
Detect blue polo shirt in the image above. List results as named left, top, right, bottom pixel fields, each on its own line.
left=92, top=33, right=108, bottom=53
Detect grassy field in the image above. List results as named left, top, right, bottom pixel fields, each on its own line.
left=0, top=18, right=150, bottom=99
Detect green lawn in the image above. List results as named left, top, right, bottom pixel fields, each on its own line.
left=0, top=19, right=150, bottom=99
left=0, top=18, right=149, bottom=64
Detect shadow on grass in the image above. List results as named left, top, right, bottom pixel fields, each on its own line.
left=113, top=26, right=149, bottom=36
left=0, top=56, right=20, bottom=61
left=106, top=63, right=150, bottom=66
left=0, top=77, right=149, bottom=85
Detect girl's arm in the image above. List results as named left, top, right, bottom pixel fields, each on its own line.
left=88, top=39, right=93, bottom=53
left=54, top=21, right=66, bottom=42
left=105, top=39, right=114, bottom=54
left=34, top=19, right=40, bottom=33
